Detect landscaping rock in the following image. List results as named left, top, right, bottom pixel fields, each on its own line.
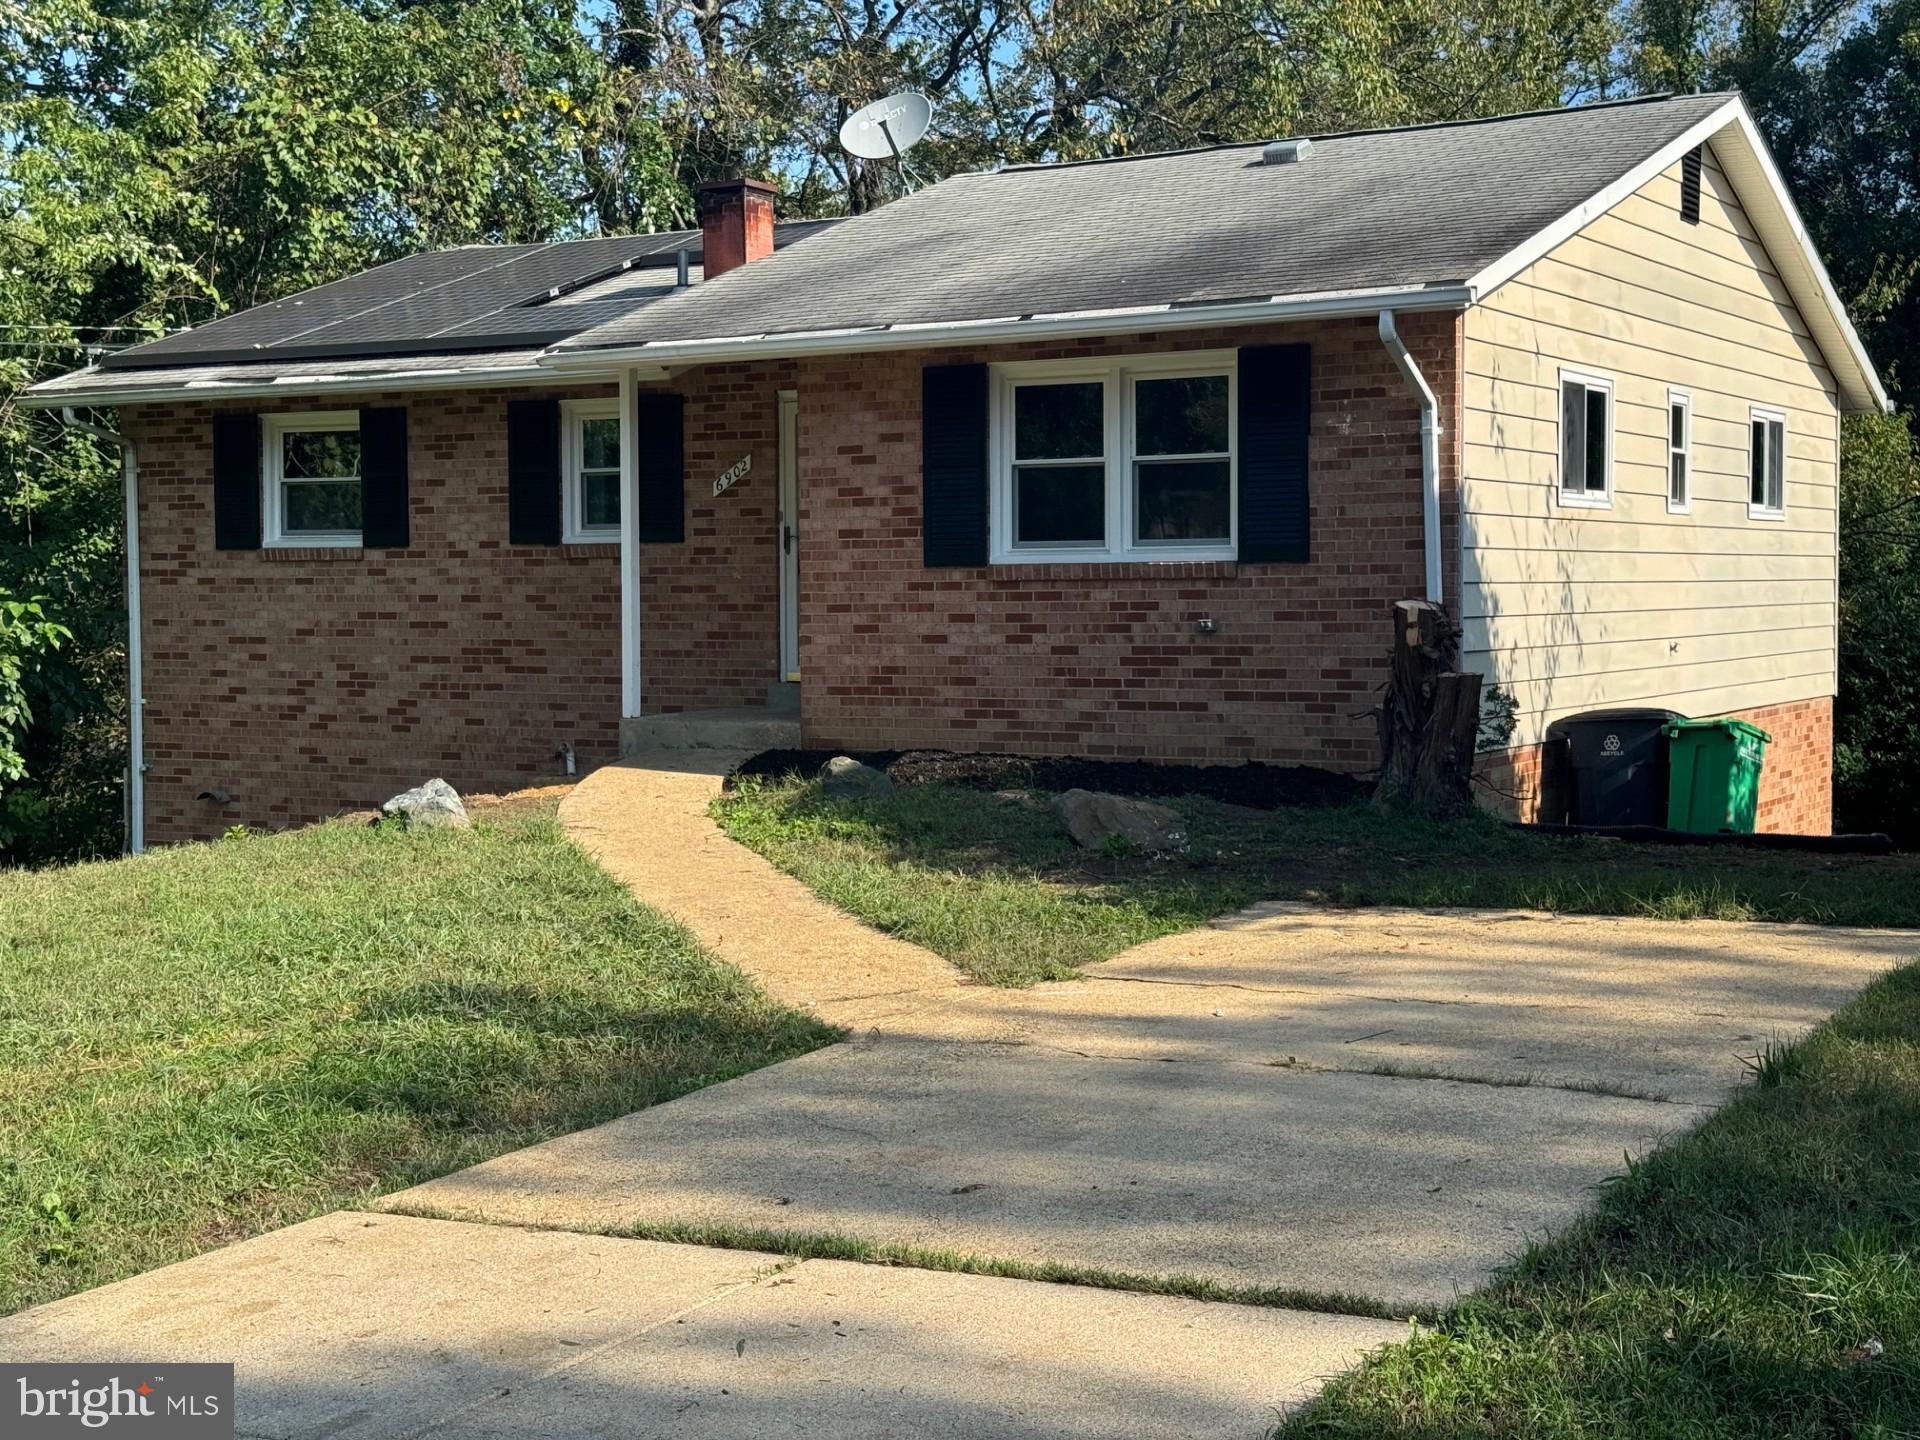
left=1052, top=789, right=1187, bottom=853
left=380, top=778, right=471, bottom=829
left=820, top=756, right=894, bottom=800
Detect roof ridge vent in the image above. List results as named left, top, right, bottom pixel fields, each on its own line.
left=1261, top=138, right=1313, bottom=165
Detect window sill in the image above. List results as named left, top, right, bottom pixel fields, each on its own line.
left=261, top=544, right=365, bottom=562
left=1666, top=499, right=1691, bottom=515
left=1748, top=506, right=1788, bottom=523
left=990, top=546, right=1236, bottom=567
left=979, top=558, right=1241, bottom=581
left=1555, top=491, right=1613, bottom=511
left=562, top=532, right=620, bottom=546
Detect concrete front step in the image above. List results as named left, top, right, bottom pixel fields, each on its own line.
left=620, top=707, right=799, bottom=756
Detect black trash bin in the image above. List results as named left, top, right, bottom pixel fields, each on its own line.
left=1551, top=709, right=1678, bottom=827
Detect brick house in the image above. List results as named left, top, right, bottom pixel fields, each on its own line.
left=31, top=93, right=1888, bottom=845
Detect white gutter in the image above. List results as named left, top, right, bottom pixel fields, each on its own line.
left=1376, top=311, right=1443, bottom=604
left=25, top=361, right=633, bottom=411
left=59, top=407, right=145, bottom=854
left=541, top=284, right=1474, bottom=372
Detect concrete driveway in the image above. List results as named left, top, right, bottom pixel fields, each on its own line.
left=386, top=905, right=1909, bottom=1310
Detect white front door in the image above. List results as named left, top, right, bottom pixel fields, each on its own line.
left=777, top=391, right=800, bottom=682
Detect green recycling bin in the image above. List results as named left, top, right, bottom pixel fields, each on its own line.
left=1663, top=717, right=1770, bottom=833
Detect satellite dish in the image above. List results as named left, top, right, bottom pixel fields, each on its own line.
left=839, top=92, right=934, bottom=162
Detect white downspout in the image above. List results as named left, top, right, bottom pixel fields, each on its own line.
left=617, top=367, right=642, bottom=719
left=1377, top=311, right=1443, bottom=604
left=60, top=407, right=145, bottom=853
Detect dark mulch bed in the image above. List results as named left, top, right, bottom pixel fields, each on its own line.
left=728, top=748, right=1367, bottom=811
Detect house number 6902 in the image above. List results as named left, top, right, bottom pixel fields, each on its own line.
left=713, top=454, right=751, bottom=496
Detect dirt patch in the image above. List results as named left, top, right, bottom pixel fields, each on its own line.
left=318, top=781, right=577, bottom=831
left=464, top=783, right=577, bottom=819
left=730, top=748, right=1365, bottom=810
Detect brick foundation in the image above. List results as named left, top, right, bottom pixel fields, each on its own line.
left=1477, top=695, right=1834, bottom=836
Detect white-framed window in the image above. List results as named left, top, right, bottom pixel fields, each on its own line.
left=1749, top=407, right=1787, bottom=518
left=1556, top=369, right=1613, bottom=508
left=990, top=352, right=1236, bottom=563
left=263, top=410, right=362, bottom=546
left=1666, top=389, right=1691, bottom=513
left=562, top=398, right=622, bottom=543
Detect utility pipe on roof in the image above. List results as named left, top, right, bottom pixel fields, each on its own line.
left=60, top=407, right=145, bottom=854
left=1377, top=311, right=1443, bottom=604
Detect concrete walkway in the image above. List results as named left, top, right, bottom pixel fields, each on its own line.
left=560, top=753, right=963, bottom=1028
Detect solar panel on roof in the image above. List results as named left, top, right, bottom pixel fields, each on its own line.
left=103, top=220, right=843, bottom=371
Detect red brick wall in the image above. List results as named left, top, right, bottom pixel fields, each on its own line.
left=1476, top=695, right=1834, bottom=835
left=789, top=313, right=1461, bottom=767
left=127, top=363, right=794, bottom=842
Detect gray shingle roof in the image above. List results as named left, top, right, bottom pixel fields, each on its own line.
left=557, top=93, right=1736, bottom=353
left=99, top=221, right=838, bottom=371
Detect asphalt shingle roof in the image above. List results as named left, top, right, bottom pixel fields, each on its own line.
left=48, top=93, right=1742, bottom=394
left=557, top=93, right=1735, bottom=352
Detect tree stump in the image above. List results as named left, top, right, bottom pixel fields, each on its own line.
left=1374, top=600, right=1483, bottom=815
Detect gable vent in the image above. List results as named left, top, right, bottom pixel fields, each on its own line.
left=1679, top=145, right=1703, bottom=225
left=1261, top=138, right=1314, bottom=166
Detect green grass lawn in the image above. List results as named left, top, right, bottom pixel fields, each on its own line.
left=0, top=806, right=834, bottom=1316
left=1281, top=960, right=1920, bottom=1438
left=714, top=776, right=1920, bottom=985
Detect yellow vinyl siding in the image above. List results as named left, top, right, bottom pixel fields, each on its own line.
left=1462, top=142, right=1840, bottom=747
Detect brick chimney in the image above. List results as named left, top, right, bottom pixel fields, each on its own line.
left=696, top=178, right=776, bottom=280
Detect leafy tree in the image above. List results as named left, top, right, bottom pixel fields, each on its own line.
left=1836, top=411, right=1920, bottom=839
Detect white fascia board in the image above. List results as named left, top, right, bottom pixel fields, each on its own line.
left=1466, top=96, right=1890, bottom=415
left=22, top=361, right=645, bottom=409
left=1712, top=98, right=1891, bottom=414
left=538, top=284, right=1474, bottom=371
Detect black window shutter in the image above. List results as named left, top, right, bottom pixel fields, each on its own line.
left=1237, top=344, right=1312, bottom=563
left=211, top=412, right=262, bottom=550
left=359, top=406, right=409, bottom=549
left=921, top=363, right=988, bottom=567
left=636, top=391, right=685, bottom=544
left=1680, top=146, right=1703, bottom=225
left=506, top=397, right=561, bottom=545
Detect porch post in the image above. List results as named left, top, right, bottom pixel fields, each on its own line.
left=618, top=366, right=642, bottom=717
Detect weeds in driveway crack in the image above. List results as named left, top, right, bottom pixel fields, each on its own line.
left=374, top=1205, right=1428, bottom=1322
left=1264, top=1055, right=1679, bottom=1104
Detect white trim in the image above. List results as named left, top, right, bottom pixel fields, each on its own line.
left=25, top=362, right=632, bottom=410
left=1666, top=387, right=1691, bottom=514
left=988, top=351, right=1237, bottom=565
left=561, top=397, right=622, bottom=543
left=262, top=409, right=362, bottom=547
left=1554, top=368, right=1614, bottom=510
left=618, top=370, right=642, bottom=717
left=1465, top=97, right=1889, bottom=415
left=1467, top=100, right=1743, bottom=299
left=1748, top=405, right=1788, bottom=520
left=541, top=285, right=1472, bottom=372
